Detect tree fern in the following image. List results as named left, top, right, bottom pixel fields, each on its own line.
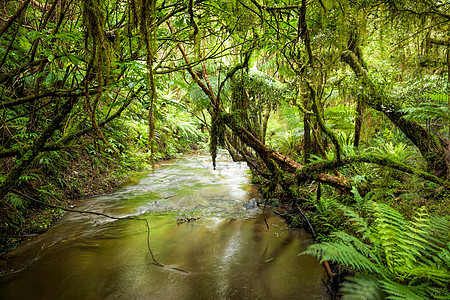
left=300, top=195, right=450, bottom=299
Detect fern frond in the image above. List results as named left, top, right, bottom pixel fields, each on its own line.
left=426, top=216, right=450, bottom=245
left=405, top=266, right=450, bottom=286
left=304, top=199, right=450, bottom=300
left=334, top=202, right=371, bottom=237
left=340, top=276, right=383, bottom=300
left=408, top=213, right=450, bottom=268
left=401, top=101, right=450, bottom=122
left=367, top=202, right=413, bottom=271
left=301, top=242, right=384, bottom=275
left=379, top=279, right=427, bottom=300
left=439, top=245, right=450, bottom=268
left=370, top=202, right=408, bottom=229
left=331, top=231, right=381, bottom=265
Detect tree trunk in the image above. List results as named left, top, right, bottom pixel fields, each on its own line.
left=303, top=96, right=311, bottom=163
left=341, top=50, right=450, bottom=179
left=143, top=0, right=158, bottom=166
left=261, top=105, right=271, bottom=145
left=354, top=99, right=364, bottom=148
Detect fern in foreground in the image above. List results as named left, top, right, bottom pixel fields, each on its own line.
left=301, top=199, right=450, bottom=299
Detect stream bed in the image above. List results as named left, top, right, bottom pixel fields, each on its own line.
left=0, top=153, right=327, bottom=299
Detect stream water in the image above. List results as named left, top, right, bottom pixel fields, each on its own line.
left=0, top=153, right=327, bottom=299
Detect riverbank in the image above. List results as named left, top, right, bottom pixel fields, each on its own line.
left=0, top=144, right=209, bottom=257
left=0, top=148, right=150, bottom=256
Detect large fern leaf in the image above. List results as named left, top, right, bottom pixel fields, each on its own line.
left=331, top=231, right=382, bottom=267
left=379, top=279, right=428, bottom=300
left=340, top=276, right=383, bottom=300
left=301, top=242, right=384, bottom=275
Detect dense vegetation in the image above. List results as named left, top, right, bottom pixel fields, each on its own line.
left=1, top=0, right=449, bottom=298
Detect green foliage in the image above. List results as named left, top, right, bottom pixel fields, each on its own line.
left=301, top=197, right=450, bottom=299
left=7, top=193, right=25, bottom=209
left=340, top=276, right=383, bottom=300
left=393, top=75, right=448, bottom=106
left=1, top=0, right=449, bottom=267
left=370, top=141, right=415, bottom=165
left=401, top=102, right=450, bottom=124
left=325, top=105, right=356, bottom=131
left=246, top=67, right=289, bottom=101
left=270, top=130, right=303, bottom=160
left=393, top=75, right=449, bottom=135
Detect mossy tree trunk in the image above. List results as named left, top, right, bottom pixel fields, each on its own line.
left=341, top=50, right=450, bottom=179
left=354, top=99, right=364, bottom=148
left=141, top=0, right=158, bottom=166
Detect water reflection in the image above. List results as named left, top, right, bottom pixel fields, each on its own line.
left=0, top=153, right=327, bottom=299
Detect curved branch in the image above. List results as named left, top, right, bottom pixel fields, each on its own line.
left=0, top=87, right=141, bottom=159
left=222, top=113, right=352, bottom=192
left=1, top=88, right=98, bottom=109
left=341, top=50, right=449, bottom=179
left=296, top=155, right=449, bottom=189
left=216, top=50, right=251, bottom=102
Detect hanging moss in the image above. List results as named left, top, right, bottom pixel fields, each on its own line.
left=82, top=0, right=111, bottom=85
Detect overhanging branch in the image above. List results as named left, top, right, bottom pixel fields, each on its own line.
left=296, top=155, right=449, bottom=189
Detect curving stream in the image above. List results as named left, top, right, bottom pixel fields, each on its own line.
left=0, top=153, right=327, bottom=299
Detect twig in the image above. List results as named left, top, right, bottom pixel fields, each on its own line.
left=321, top=278, right=332, bottom=293
left=262, top=198, right=270, bottom=230
left=296, top=205, right=316, bottom=238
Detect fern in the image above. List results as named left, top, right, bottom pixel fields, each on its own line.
left=175, top=120, right=202, bottom=139
left=7, top=193, right=25, bottom=209
left=325, top=105, right=356, bottom=131
left=271, top=130, right=303, bottom=159
left=331, top=232, right=383, bottom=268
left=340, top=276, right=383, bottom=300
left=334, top=201, right=371, bottom=239
left=379, top=279, right=427, bottom=300
left=300, top=195, right=450, bottom=299
left=369, top=141, right=415, bottom=165
left=336, top=131, right=356, bottom=147
left=303, top=242, right=384, bottom=275
left=401, top=102, right=450, bottom=123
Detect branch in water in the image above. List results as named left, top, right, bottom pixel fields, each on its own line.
left=11, top=189, right=189, bottom=273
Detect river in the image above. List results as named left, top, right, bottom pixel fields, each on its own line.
left=0, top=152, right=327, bottom=299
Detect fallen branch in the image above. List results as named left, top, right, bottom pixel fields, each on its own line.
left=11, top=189, right=189, bottom=274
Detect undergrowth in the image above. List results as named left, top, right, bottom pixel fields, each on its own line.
left=301, top=190, right=450, bottom=299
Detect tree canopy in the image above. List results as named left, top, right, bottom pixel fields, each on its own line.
left=1, top=0, right=449, bottom=204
